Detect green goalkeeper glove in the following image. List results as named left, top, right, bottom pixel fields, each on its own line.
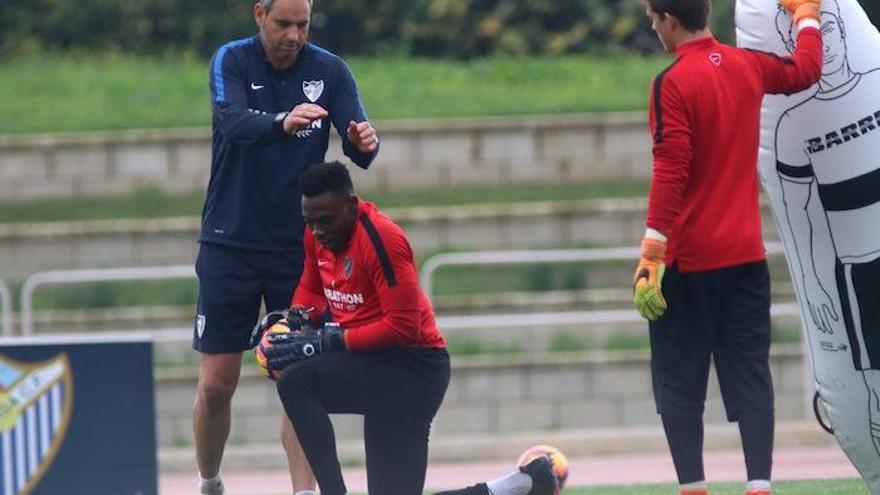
left=633, top=237, right=668, bottom=321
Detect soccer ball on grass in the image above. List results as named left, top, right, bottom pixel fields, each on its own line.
left=516, top=444, right=569, bottom=491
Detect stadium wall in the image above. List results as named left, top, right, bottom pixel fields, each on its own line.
left=0, top=199, right=781, bottom=281
left=0, top=113, right=651, bottom=202
left=155, top=347, right=810, bottom=469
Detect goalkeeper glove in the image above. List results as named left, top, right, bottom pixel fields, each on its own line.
left=255, top=322, right=346, bottom=380
left=248, top=306, right=313, bottom=349
left=633, top=236, right=668, bottom=321
left=780, top=0, right=821, bottom=24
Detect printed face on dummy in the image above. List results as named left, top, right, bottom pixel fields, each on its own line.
left=821, top=13, right=848, bottom=75
left=302, top=192, right=358, bottom=254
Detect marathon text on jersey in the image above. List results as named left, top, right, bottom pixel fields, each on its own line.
left=323, top=288, right=364, bottom=305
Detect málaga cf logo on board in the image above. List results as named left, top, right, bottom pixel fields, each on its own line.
left=0, top=354, right=73, bottom=495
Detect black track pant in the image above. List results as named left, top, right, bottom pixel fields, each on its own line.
left=649, top=261, right=773, bottom=421
left=277, top=347, right=450, bottom=495
left=650, top=261, right=774, bottom=483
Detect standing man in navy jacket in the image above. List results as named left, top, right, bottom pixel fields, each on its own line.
left=192, top=0, right=379, bottom=493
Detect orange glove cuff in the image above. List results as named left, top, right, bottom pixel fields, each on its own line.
left=640, top=237, right=667, bottom=262
left=781, top=0, right=821, bottom=23
left=794, top=3, right=821, bottom=23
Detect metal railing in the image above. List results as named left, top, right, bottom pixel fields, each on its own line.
left=437, top=301, right=801, bottom=330
left=0, top=279, right=12, bottom=337
left=17, top=243, right=790, bottom=336
left=20, top=265, right=195, bottom=336
left=418, top=242, right=818, bottom=415
left=14, top=246, right=816, bottom=417
left=420, top=242, right=785, bottom=298
left=421, top=247, right=637, bottom=297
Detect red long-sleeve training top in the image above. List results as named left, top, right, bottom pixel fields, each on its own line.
left=292, top=200, right=446, bottom=352
left=647, top=27, right=822, bottom=271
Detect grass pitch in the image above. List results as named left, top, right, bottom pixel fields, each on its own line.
left=327, top=479, right=869, bottom=495
left=0, top=53, right=669, bottom=135
left=565, top=479, right=867, bottom=494
left=272, top=479, right=870, bottom=495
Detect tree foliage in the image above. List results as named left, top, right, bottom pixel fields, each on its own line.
left=0, top=0, right=877, bottom=59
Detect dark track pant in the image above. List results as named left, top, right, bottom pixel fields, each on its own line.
left=649, top=261, right=774, bottom=420
left=277, top=347, right=450, bottom=495
left=650, top=261, right=774, bottom=483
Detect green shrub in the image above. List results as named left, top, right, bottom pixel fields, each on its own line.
left=548, top=331, right=594, bottom=352
left=0, top=0, right=746, bottom=59
left=4, top=0, right=878, bottom=59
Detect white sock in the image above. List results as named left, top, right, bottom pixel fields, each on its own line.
left=486, top=470, right=532, bottom=495
left=294, top=492, right=318, bottom=495
left=680, top=480, right=708, bottom=492
left=198, top=473, right=224, bottom=495
left=746, top=480, right=772, bottom=492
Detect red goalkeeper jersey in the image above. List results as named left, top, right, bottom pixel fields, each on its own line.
left=293, top=200, right=446, bottom=352
left=647, top=28, right=822, bottom=271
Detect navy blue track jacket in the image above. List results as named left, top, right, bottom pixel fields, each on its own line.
left=202, top=36, right=377, bottom=252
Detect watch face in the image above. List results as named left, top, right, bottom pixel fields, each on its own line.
left=275, top=112, right=288, bottom=122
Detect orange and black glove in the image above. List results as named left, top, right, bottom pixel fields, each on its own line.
left=780, top=0, right=822, bottom=24
left=248, top=306, right=313, bottom=348
left=255, top=321, right=346, bottom=381
left=633, top=237, right=668, bottom=321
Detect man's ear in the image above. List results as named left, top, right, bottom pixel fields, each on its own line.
left=254, top=2, right=265, bottom=26
left=664, top=13, right=681, bottom=32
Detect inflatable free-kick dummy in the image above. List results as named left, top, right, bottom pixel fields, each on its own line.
left=737, top=0, right=880, bottom=491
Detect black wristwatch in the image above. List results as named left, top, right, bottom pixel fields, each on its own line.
left=273, top=111, right=290, bottom=136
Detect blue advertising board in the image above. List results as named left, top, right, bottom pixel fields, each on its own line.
left=0, top=335, right=157, bottom=495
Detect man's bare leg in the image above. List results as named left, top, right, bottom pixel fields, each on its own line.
left=193, top=352, right=243, bottom=492
left=282, top=414, right=317, bottom=492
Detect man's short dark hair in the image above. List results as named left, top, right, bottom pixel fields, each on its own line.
left=647, top=0, right=711, bottom=32
left=260, top=0, right=312, bottom=12
left=301, top=161, right=354, bottom=198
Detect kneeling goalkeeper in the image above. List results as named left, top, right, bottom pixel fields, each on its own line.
left=257, top=161, right=449, bottom=495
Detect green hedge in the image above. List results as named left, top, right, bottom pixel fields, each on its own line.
left=2, top=1, right=877, bottom=59
left=0, top=0, right=737, bottom=58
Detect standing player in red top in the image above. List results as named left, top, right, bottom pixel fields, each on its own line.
left=256, top=161, right=450, bottom=495
left=631, top=1, right=823, bottom=494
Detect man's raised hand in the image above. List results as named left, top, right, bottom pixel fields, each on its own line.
left=347, top=120, right=379, bottom=153
left=285, top=103, right=329, bottom=134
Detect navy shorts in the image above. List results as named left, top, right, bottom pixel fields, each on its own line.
left=193, top=242, right=304, bottom=353
left=649, top=260, right=774, bottom=421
